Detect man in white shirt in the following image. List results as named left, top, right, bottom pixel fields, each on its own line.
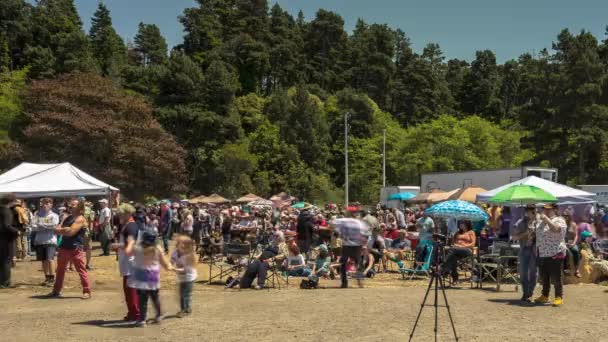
left=98, top=199, right=112, bottom=256
left=34, top=198, right=59, bottom=286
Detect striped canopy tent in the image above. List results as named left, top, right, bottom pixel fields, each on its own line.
left=448, top=186, right=487, bottom=203
left=200, top=193, right=230, bottom=204
left=189, top=195, right=208, bottom=204
left=249, top=198, right=273, bottom=207
left=236, top=193, right=262, bottom=203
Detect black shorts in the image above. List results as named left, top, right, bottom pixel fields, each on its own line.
left=36, top=245, right=57, bottom=261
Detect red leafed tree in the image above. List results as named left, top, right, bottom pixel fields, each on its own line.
left=19, top=72, right=187, bottom=199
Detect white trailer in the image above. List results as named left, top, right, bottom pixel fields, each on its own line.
left=420, top=167, right=558, bottom=192
left=578, top=185, right=608, bottom=205
left=380, top=186, right=421, bottom=208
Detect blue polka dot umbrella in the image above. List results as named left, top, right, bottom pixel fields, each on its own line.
left=424, top=200, right=489, bottom=221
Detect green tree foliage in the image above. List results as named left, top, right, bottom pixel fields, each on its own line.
left=0, top=0, right=33, bottom=70
left=4, top=1, right=608, bottom=201
left=88, top=3, right=127, bottom=77
left=346, top=20, right=395, bottom=109
left=461, top=50, right=502, bottom=120
left=132, top=23, right=168, bottom=66
left=27, top=0, right=96, bottom=78
left=303, top=9, right=348, bottom=91
left=390, top=115, right=533, bottom=186
left=18, top=73, right=187, bottom=198
left=0, top=69, right=27, bottom=143
left=267, top=3, right=303, bottom=92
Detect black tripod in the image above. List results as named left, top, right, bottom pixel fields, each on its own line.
left=409, top=239, right=459, bottom=342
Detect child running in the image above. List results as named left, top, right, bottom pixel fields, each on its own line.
left=171, top=235, right=198, bottom=317
left=125, top=230, right=172, bottom=327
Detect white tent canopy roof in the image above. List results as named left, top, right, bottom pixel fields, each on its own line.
left=476, top=176, right=595, bottom=204
left=0, top=162, right=118, bottom=198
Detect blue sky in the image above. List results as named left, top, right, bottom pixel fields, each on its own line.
left=73, top=0, right=608, bottom=63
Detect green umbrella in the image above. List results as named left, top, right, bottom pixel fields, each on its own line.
left=488, top=184, right=557, bottom=205
left=291, top=201, right=313, bottom=209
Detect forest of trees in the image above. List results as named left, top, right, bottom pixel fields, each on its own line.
left=1, top=0, right=608, bottom=203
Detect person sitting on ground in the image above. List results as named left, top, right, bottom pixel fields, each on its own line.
left=283, top=243, right=311, bottom=277
left=359, top=246, right=376, bottom=278
left=368, top=226, right=386, bottom=271
left=311, top=244, right=331, bottom=278
left=441, top=220, right=476, bottom=283
left=384, top=229, right=411, bottom=269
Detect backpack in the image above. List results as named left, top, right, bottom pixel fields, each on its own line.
left=299, top=278, right=318, bottom=289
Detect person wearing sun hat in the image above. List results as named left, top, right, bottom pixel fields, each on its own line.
left=512, top=204, right=540, bottom=303
left=534, top=203, right=567, bottom=307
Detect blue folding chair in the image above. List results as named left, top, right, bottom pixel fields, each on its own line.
left=400, top=244, right=433, bottom=280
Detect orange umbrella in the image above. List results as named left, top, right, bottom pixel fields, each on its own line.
left=408, top=189, right=445, bottom=203
left=428, top=189, right=460, bottom=203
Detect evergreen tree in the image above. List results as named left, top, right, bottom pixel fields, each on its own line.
left=89, top=3, right=127, bottom=77
left=0, top=0, right=33, bottom=70
left=346, top=20, right=395, bottom=109
left=461, top=50, right=502, bottom=120
left=133, top=23, right=168, bottom=66
left=28, top=0, right=96, bottom=78
left=267, top=3, right=302, bottom=92
left=304, top=9, right=348, bottom=91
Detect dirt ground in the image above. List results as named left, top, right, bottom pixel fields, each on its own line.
left=1, top=244, right=607, bottom=342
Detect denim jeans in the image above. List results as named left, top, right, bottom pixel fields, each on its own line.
left=565, top=245, right=580, bottom=271
left=179, top=281, right=194, bottom=312
left=288, top=267, right=311, bottom=277
left=518, top=246, right=537, bottom=298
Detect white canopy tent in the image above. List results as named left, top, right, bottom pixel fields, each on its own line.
left=476, top=176, right=596, bottom=204
left=0, top=162, right=119, bottom=198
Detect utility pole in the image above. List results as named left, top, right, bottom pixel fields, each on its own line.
left=382, top=129, right=386, bottom=188
left=344, top=112, right=349, bottom=208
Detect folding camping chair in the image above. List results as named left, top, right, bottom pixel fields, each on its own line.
left=448, top=247, right=478, bottom=288
left=476, top=240, right=509, bottom=289
left=400, top=245, right=433, bottom=280
left=497, top=246, right=520, bottom=292
left=207, top=242, right=251, bottom=284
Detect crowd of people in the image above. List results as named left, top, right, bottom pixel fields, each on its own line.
left=1, top=192, right=608, bottom=324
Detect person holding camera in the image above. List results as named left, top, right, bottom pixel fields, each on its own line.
left=534, top=203, right=567, bottom=307
left=512, top=205, right=540, bottom=303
